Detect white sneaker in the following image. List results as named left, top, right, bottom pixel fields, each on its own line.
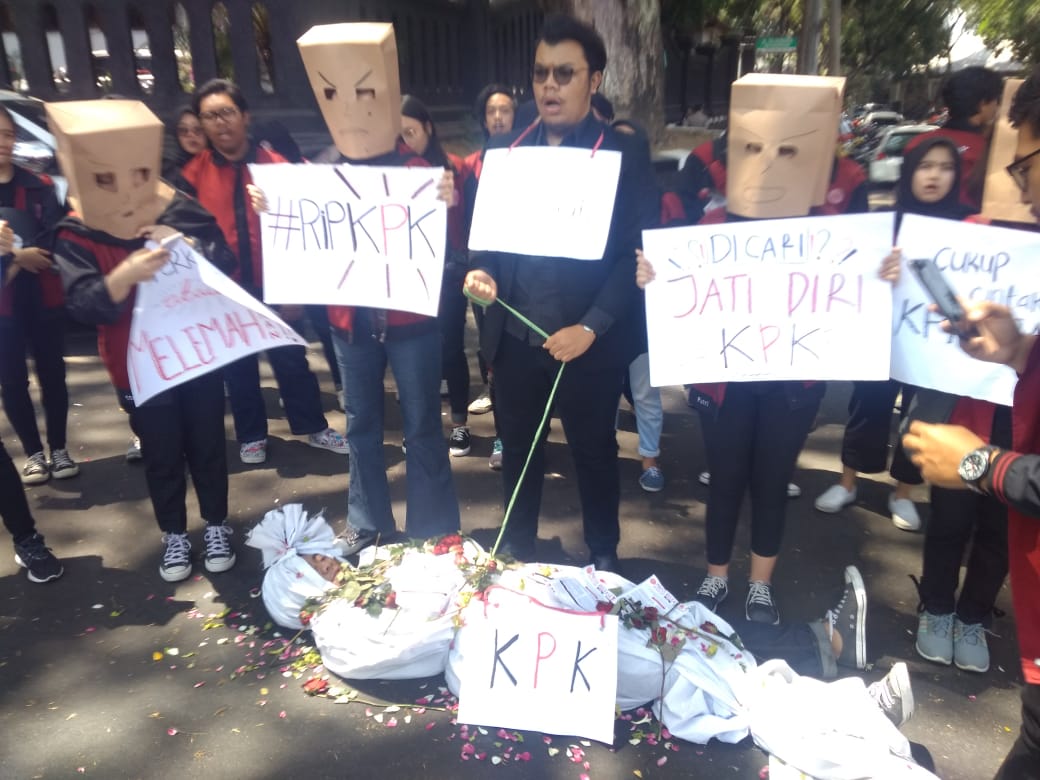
left=240, top=439, right=267, bottom=464
left=698, top=471, right=711, bottom=486
left=868, top=661, right=915, bottom=728
left=468, top=391, right=493, bottom=415
left=126, top=436, right=143, bottom=463
left=814, top=484, right=857, bottom=513
left=889, top=494, right=921, bottom=531
left=787, top=483, right=802, bottom=499
left=308, top=427, right=348, bottom=454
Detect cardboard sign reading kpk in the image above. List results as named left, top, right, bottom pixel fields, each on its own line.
left=248, top=162, right=447, bottom=316
left=456, top=588, right=619, bottom=744
left=891, top=214, right=1040, bottom=405
left=468, top=146, right=622, bottom=260
left=642, top=213, right=895, bottom=385
left=128, top=237, right=306, bottom=405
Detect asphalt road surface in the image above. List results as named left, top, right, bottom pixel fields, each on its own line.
left=0, top=324, right=1022, bottom=779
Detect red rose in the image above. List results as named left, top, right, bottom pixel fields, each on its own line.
left=643, top=606, right=659, bottom=622
left=302, top=677, right=329, bottom=695
left=385, top=591, right=398, bottom=609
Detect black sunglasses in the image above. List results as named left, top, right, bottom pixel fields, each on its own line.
left=532, top=64, right=587, bottom=86
left=1006, top=146, right=1040, bottom=193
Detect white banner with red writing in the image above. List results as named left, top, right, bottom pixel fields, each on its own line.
left=642, top=212, right=896, bottom=385
left=127, top=236, right=306, bottom=405
left=249, top=162, right=447, bottom=316
left=891, top=214, right=1040, bottom=406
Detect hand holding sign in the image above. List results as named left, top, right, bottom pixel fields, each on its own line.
left=127, top=236, right=306, bottom=405
left=107, top=246, right=171, bottom=304
left=249, top=162, right=447, bottom=315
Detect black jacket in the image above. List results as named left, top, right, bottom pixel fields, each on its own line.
left=474, top=112, right=655, bottom=370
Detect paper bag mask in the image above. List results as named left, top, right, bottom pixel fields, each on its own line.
left=297, top=22, right=402, bottom=160
left=46, top=100, right=168, bottom=240
left=982, top=79, right=1034, bottom=224
left=727, top=74, right=845, bottom=219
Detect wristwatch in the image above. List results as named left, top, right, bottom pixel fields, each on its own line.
left=958, top=446, right=998, bottom=493
left=581, top=324, right=596, bottom=336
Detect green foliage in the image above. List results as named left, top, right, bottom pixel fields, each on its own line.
left=962, top=0, right=1040, bottom=65
left=842, top=0, right=956, bottom=79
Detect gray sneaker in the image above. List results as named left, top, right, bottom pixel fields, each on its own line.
left=21, top=451, right=50, bottom=485
left=868, top=661, right=915, bottom=728
left=953, top=617, right=990, bottom=673
left=916, top=610, right=954, bottom=665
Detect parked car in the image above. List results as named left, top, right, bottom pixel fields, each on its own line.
left=867, top=124, right=938, bottom=186
left=0, top=90, right=67, bottom=201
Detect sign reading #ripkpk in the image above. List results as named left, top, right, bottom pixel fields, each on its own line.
left=249, top=162, right=447, bottom=316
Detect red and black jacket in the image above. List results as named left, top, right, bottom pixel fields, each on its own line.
left=0, top=166, right=66, bottom=319
left=53, top=193, right=234, bottom=392
left=178, top=143, right=286, bottom=293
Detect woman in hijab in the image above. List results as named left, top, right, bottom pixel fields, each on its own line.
left=815, top=136, right=972, bottom=532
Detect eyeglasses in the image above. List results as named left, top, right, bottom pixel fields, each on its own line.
left=532, top=64, right=587, bottom=86
left=198, top=106, right=240, bottom=124
left=1006, top=146, right=1040, bottom=193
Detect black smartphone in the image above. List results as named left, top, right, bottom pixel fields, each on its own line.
left=908, top=258, right=976, bottom=338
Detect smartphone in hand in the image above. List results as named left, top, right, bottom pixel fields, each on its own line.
left=908, top=258, right=977, bottom=339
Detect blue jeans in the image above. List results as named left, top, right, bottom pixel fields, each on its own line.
left=223, top=342, right=328, bottom=444
left=332, top=328, right=459, bottom=539
left=628, top=352, right=662, bottom=459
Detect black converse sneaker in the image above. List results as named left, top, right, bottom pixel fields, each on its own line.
left=50, top=448, right=80, bottom=479
left=694, top=574, right=729, bottom=611
left=14, top=533, right=63, bottom=583
left=160, top=532, right=192, bottom=582
left=745, top=580, right=780, bottom=624
left=448, top=426, right=471, bottom=457
left=825, top=564, right=868, bottom=669
left=203, top=524, right=236, bottom=573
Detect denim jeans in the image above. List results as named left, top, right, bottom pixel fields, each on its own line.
left=223, top=343, right=328, bottom=444
left=628, top=352, right=662, bottom=459
left=332, top=328, right=459, bottom=539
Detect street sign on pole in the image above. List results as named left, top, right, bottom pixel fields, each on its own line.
left=756, top=36, right=798, bottom=54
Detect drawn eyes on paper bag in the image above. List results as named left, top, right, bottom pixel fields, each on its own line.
left=94, top=168, right=152, bottom=193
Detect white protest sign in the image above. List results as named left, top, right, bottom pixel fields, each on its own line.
left=891, top=214, right=1040, bottom=405
left=456, top=588, right=619, bottom=744
left=128, top=237, right=306, bottom=405
left=468, top=146, right=622, bottom=260
left=642, top=212, right=896, bottom=385
left=249, top=162, right=447, bottom=316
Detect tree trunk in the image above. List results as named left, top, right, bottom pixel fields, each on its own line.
left=542, top=0, right=665, bottom=143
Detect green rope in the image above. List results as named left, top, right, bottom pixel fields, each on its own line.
left=465, top=287, right=564, bottom=558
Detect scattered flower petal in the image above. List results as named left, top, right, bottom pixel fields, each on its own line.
left=167, top=728, right=178, bottom=736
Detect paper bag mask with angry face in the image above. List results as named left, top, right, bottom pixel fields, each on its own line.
left=727, top=74, right=845, bottom=219
left=297, top=22, right=402, bottom=160
left=46, top=100, right=169, bottom=240
left=982, top=79, right=1034, bottom=224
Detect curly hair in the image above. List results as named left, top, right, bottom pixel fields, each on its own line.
left=1009, top=67, right=1040, bottom=131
